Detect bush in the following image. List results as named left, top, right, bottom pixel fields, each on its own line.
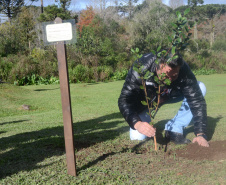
left=188, top=39, right=210, bottom=53
left=69, top=64, right=93, bottom=83
left=192, top=68, right=217, bottom=75
left=212, top=39, right=226, bottom=51
left=0, top=55, right=18, bottom=81
left=14, top=74, right=59, bottom=86
left=184, top=51, right=226, bottom=73
left=111, top=68, right=128, bottom=80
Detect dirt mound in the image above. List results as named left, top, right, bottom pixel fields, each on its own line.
left=176, top=140, right=226, bottom=161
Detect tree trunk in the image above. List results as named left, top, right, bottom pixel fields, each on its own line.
left=194, top=22, right=198, bottom=40
left=210, top=18, right=215, bottom=47
left=41, top=0, right=44, bottom=13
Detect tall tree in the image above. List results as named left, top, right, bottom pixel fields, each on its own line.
left=77, top=6, right=95, bottom=33
left=188, top=0, right=204, bottom=8
left=0, top=0, right=37, bottom=21
left=0, top=0, right=24, bottom=21
left=56, top=0, right=71, bottom=12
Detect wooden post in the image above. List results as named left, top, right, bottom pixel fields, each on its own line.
left=55, top=17, right=76, bottom=177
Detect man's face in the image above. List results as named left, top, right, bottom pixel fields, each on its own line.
left=157, top=64, right=180, bottom=82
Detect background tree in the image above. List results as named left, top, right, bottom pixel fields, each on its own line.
left=56, top=0, right=71, bottom=12
left=188, top=0, right=204, bottom=8
left=127, top=0, right=173, bottom=53
left=0, top=0, right=24, bottom=21
left=38, top=5, right=73, bottom=22
left=169, top=0, right=184, bottom=10
left=0, top=0, right=37, bottom=21
left=77, top=6, right=95, bottom=33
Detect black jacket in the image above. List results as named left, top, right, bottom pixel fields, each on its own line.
left=118, top=53, right=207, bottom=136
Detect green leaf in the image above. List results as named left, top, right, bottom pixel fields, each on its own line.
left=157, top=46, right=161, bottom=52
left=185, top=26, right=189, bottom=32
left=140, top=85, right=144, bottom=90
left=155, top=59, right=159, bottom=65
left=167, top=57, right=172, bottom=64
left=176, top=11, right=182, bottom=19
left=168, top=36, right=172, bottom=43
left=157, top=52, right=161, bottom=58
left=171, top=23, right=177, bottom=28
left=177, top=37, right=182, bottom=42
left=133, top=66, right=139, bottom=72
left=136, top=48, right=139, bottom=53
left=164, top=78, right=171, bottom=85
left=154, top=76, right=160, bottom=83
left=151, top=110, right=156, bottom=117
left=141, top=101, right=147, bottom=106
left=171, top=46, right=176, bottom=55
left=173, top=55, right=178, bottom=60
left=184, top=8, right=190, bottom=16
left=161, top=50, right=166, bottom=55
left=144, top=71, right=151, bottom=79
left=131, top=48, right=135, bottom=53
left=151, top=50, right=156, bottom=55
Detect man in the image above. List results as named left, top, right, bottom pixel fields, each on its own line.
left=118, top=52, right=209, bottom=147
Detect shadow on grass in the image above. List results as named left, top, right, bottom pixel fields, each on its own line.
left=0, top=112, right=126, bottom=179
left=0, top=113, right=220, bottom=178
left=34, top=88, right=60, bottom=92
left=0, top=120, right=29, bottom=126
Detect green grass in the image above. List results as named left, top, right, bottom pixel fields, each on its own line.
left=0, top=74, right=226, bottom=184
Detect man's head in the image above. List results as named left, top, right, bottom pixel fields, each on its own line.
left=156, top=51, right=184, bottom=82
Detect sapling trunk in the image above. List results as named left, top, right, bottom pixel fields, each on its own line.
left=141, top=80, right=158, bottom=151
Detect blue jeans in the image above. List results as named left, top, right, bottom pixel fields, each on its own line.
left=130, top=81, right=207, bottom=140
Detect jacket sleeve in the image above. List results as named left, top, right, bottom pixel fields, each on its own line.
left=180, top=64, right=207, bottom=136
left=118, top=67, right=144, bottom=130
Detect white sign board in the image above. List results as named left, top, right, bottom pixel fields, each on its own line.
left=46, top=22, right=73, bottom=42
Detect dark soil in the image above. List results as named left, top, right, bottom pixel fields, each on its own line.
left=175, top=140, right=226, bottom=161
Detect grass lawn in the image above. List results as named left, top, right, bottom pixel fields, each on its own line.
left=0, top=74, right=226, bottom=184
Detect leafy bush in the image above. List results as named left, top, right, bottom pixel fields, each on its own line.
left=212, top=39, right=226, bottom=51
left=14, top=74, right=59, bottom=86
left=0, top=55, right=17, bottom=81
left=184, top=51, right=226, bottom=73
left=111, top=68, right=128, bottom=80
left=69, top=64, right=93, bottom=83
left=188, top=39, right=210, bottom=53
left=192, top=68, right=217, bottom=75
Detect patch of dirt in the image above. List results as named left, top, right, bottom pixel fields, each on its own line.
left=175, top=140, right=226, bottom=161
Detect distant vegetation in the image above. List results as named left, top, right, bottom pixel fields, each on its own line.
left=0, top=0, right=226, bottom=85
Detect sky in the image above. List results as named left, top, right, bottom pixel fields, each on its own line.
left=27, top=0, right=226, bottom=12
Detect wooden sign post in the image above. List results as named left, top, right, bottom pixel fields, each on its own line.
left=45, top=17, right=76, bottom=176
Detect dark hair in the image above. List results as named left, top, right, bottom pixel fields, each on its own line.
left=157, top=50, right=184, bottom=69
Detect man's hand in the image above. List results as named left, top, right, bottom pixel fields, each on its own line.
left=134, top=121, right=156, bottom=137
left=192, top=136, right=209, bottom=147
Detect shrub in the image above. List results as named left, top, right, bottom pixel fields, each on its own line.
left=14, top=74, right=59, bottom=86
left=111, top=68, right=128, bottom=80
left=212, top=39, right=226, bottom=51
left=188, top=39, right=210, bottom=53
left=69, top=64, right=93, bottom=83
left=192, top=68, right=217, bottom=75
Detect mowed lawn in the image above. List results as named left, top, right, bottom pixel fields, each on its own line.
left=0, top=74, right=226, bottom=184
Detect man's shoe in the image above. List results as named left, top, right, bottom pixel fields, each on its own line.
left=165, top=130, right=191, bottom=144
